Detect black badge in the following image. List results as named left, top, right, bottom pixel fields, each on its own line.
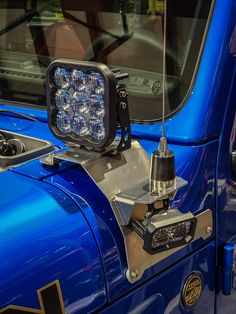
left=181, top=273, right=203, bottom=308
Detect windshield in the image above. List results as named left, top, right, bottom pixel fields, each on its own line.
left=0, top=0, right=213, bottom=122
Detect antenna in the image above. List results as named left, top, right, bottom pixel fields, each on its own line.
left=149, top=0, right=176, bottom=194
left=162, top=0, right=167, bottom=139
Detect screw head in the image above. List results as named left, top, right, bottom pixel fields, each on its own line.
left=126, top=269, right=140, bottom=282
left=130, top=270, right=139, bottom=279
left=206, top=226, right=212, bottom=235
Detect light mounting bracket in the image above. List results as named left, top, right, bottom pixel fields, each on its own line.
left=116, top=85, right=131, bottom=152
left=41, top=141, right=213, bottom=283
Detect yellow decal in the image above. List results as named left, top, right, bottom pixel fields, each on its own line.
left=0, top=281, right=65, bottom=314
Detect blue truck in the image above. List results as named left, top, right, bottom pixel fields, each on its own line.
left=0, top=0, right=236, bottom=313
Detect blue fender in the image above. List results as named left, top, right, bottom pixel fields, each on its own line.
left=0, top=171, right=106, bottom=313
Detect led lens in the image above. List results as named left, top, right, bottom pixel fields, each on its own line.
left=91, top=95, right=105, bottom=118
left=71, top=92, right=91, bottom=116
left=89, top=72, right=105, bottom=95
left=72, top=116, right=90, bottom=137
left=72, top=69, right=87, bottom=92
left=89, top=117, right=105, bottom=140
left=143, top=217, right=197, bottom=254
left=151, top=221, right=192, bottom=249
left=56, top=112, right=72, bottom=133
left=55, top=90, right=71, bottom=110
left=54, top=70, right=106, bottom=142
left=54, top=67, right=70, bottom=89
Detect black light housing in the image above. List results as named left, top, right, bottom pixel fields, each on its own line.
left=46, top=59, right=131, bottom=151
left=132, top=209, right=197, bottom=255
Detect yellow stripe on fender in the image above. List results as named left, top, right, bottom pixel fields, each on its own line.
left=0, top=280, right=65, bottom=314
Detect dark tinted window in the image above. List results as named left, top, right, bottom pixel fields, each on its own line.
left=0, top=0, right=213, bottom=121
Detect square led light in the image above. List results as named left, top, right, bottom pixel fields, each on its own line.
left=46, top=59, right=118, bottom=148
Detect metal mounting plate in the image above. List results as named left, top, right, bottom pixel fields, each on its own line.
left=41, top=141, right=212, bottom=283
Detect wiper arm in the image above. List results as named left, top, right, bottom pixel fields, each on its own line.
left=0, top=109, right=39, bottom=122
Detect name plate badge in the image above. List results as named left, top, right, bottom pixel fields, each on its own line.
left=181, top=273, right=203, bottom=308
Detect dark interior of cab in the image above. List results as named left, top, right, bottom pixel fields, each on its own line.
left=0, top=0, right=212, bottom=121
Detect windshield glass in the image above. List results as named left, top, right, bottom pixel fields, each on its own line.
left=0, top=0, right=213, bottom=122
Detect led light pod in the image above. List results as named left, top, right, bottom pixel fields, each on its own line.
left=132, top=209, right=197, bottom=254
left=46, top=59, right=118, bottom=148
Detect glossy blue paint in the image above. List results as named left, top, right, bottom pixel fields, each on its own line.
left=0, top=171, right=106, bottom=313
left=101, top=243, right=215, bottom=314
left=0, top=105, right=47, bottom=123
left=0, top=0, right=236, bottom=312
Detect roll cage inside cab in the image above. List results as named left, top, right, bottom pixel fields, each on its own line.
left=0, top=0, right=212, bottom=121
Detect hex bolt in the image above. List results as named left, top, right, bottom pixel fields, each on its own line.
left=206, top=226, right=212, bottom=235
left=45, top=155, right=53, bottom=163
left=130, top=270, right=139, bottom=280
left=42, top=154, right=55, bottom=166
